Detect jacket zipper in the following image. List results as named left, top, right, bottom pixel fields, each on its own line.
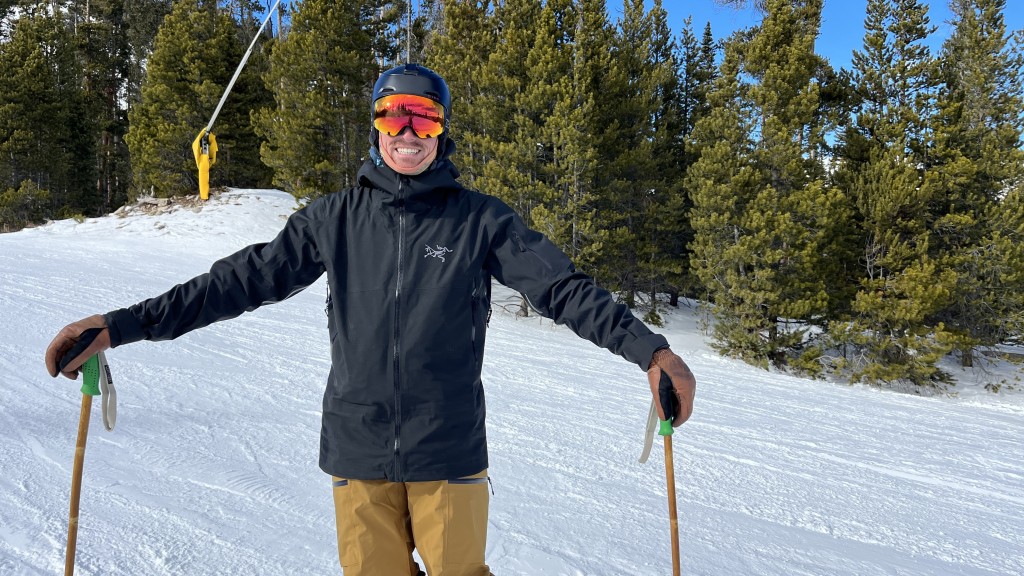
left=511, top=230, right=554, bottom=273
left=393, top=177, right=406, bottom=481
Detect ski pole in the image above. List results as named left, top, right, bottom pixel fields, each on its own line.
left=65, top=353, right=101, bottom=576
left=644, top=368, right=681, bottom=575
left=663, top=425, right=681, bottom=576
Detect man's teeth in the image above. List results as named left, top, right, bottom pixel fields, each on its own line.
left=396, top=147, right=420, bottom=155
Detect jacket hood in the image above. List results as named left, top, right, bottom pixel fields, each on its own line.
left=358, top=138, right=461, bottom=204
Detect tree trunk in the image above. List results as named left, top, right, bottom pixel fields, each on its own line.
left=961, top=347, right=974, bottom=368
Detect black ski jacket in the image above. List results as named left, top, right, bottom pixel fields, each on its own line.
left=103, top=156, right=667, bottom=482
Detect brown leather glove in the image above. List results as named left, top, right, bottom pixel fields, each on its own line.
left=45, top=314, right=111, bottom=379
left=647, top=347, right=696, bottom=427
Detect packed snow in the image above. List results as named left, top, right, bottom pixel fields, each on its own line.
left=1, top=189, right=1022, bottom=576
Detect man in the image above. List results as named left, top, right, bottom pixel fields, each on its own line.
left=45, top=64, right=696, bottom=576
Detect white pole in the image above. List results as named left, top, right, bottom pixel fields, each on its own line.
left=205, top=0, right=283, bottom=134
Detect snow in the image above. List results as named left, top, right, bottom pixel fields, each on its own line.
left=1, top=189, right=1022, bottom=576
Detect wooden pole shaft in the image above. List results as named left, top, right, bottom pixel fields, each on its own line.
left=664, top=435, right=680, bottom=576
left=65, top=394, right=93, bottom=576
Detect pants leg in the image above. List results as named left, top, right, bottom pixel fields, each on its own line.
left=332, top=477, right=421, bottom=576
left=407, top=470, right=491, bottom=576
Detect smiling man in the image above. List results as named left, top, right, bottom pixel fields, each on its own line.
left=45, top=63, right=697, bottom=576
left=379, top=127, right=437, bottom=174
left=373, top=91, right=441, bottom=175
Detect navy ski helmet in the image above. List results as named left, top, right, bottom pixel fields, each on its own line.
left=369, top=64, right=452, bottom=153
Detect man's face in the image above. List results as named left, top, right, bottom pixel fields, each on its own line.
left=379, top=128, right=439, bottom=176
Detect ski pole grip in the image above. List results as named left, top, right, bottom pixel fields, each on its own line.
left=658, top=418, right=674, bottom=437
left=658, top=370, right=677, bottom=436
left=58, top=327, right=105, bottom=374
left=79, top=355, right=101, bottom=397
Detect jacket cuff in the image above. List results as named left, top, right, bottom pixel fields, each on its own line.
left=622, top=333, right=669, bottom=371
left=103, top=308, right=145, bottom=348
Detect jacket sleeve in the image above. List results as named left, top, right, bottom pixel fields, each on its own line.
left=485, top=203, right=667, bottom=371
left=102, top=203, right=325, bottom=348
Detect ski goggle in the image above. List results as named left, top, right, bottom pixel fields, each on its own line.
left=373, top=94, right=446, bottom=139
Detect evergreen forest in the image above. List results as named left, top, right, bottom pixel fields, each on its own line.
left=2, top=0, right=1023, bottom=388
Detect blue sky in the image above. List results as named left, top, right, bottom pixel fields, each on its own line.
left=652, top=1, right=1024, bottom=70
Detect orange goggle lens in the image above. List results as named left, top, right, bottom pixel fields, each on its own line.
left=373, top=94, right=445, bottom=139
left=373, top=94, right=445, bottom=138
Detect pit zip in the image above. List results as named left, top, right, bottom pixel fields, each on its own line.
left=392, top=175, right=407, bottom=481
left=510, top=230, right=553, bottom=315
left=511, top=230, right=555, bottom=274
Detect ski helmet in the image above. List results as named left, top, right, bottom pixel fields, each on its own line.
left=369, top=64, right=451, bottom=152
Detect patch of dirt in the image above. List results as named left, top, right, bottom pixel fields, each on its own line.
left=114, top=188, right=226, bottom=217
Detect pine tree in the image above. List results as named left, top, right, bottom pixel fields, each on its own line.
left=687, top=0, right=844, bottom=369
left=528, top=0, right=607, bottom=273
left=831, top=146, right=956, bottom=385
left=127, top=0, right=269, bottom=199
left=556, top=0, right=617, bottom=272
left=749, top=0, right=847, bottom=369
left=591, top=0, right=673, bottom=309
left=687, top=45, right=766, bottom=364
left=973, top=185, right=1024, bottom=359
left=668, top=19, right=719, bottom=308
left=253, top=0, right=400, bottom=201
left=678, top=19, right=718, bottom=163
left=471, top=0, right=542, bottom=219
left=0, top=180, right=51, bottom=232
left=846, top=0, right=936, bottom=165
left=75, top=0, right=137, bottom=212
left=825, top=0, right=955, bottom=386
left=926, top=0, right=1024, bottom=365
left=0, top=10, right=94, bottom=225
left=522, top=0, right=577, bottom=255
left=636, top=0, right=688, bottom=324
left=123, top=0, right=174, bottom=107
left=423, top=0, right=497, bottom=187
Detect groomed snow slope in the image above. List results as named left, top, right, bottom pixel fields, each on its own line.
left=1, top=189, right=1021, bottom=576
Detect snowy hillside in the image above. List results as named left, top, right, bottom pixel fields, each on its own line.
left=1, top=189, right=1022, bottom=576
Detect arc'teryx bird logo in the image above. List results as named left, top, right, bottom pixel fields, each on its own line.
left=424, top=244, right=453, bottom=262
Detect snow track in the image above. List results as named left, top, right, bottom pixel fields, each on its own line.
left=1, top=190, right=1022, bottom=575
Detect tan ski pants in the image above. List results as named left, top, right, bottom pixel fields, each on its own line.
left=332, top=469, right=492, bottom=576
